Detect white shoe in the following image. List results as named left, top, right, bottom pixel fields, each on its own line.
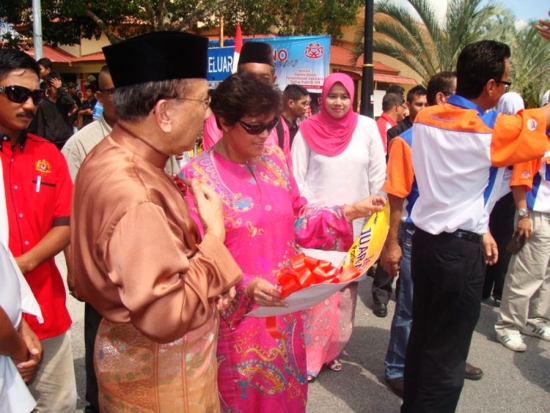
left=522, top=325, right=550, bottom=342
left=497, top=333, right=526, bottom=352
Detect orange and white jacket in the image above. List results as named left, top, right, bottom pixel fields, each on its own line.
left=411, top=94, right=548, bottom=235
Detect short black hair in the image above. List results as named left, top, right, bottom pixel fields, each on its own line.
left=406, top=85, right=427, bottom=103
left=211, top=71, right=281, bottom=126
left=382, top=92, right=404, bottom=112
left=0, top=49, right=40, bottom=82
left=426, top=71, right=456, bottom=105
left=387, top=84, right=404, bottom=97
left=36, top=57, right=52, bottom=70
left=456, top=40, right=510, bottom=99
left=283, top=84, right=309, bottom=103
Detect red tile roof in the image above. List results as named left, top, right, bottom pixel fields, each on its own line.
left=25, top=45, right=76, bottom=63
left=72, top=52, right=106, bottom=63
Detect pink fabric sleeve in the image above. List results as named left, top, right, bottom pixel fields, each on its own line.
left=202, top=114, right=223, bottom=150
left=288, top=170, right=353, bottom=252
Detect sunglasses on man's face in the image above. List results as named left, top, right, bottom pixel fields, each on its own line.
left=238, top=117, right=279, bottom=135
left=0, top=85, right=45, bottom=105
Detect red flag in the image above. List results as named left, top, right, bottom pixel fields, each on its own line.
left=232, top=24, right=242, bottom=73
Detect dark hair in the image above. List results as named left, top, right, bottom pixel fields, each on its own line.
left=0, top=49, right=40, bottom=82
left=382, top=92, right=404, bottom=111
left=426, top=71, right=456, bottom=105
left=406, top=85, right=427, bottom=103
left=46, top=72, right=63, bottom=85
left=85, top=84, right=97, bottom=93
left=111, top=78, right=192, bottom=121
left=456, top=41, right=511, bottom=99
left=387, top=84, right=404, bottom=97
left=211, top=72, right=281, bottom=126
left=283, top=84, right=309, bottom=103
left=36, top=57, right=52, bottom=70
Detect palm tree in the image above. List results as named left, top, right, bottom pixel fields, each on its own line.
left=506, top=22, right=550, bottom=108
left=354, top=0, right=510, bottom=85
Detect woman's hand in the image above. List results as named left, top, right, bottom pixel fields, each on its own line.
left=345, top=195, right=386, bottom=221
left=246, top=278, right=288, bottom=307
left=185, top=177, right=226, bottom=242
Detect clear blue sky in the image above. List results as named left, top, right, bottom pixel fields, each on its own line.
left=392, top=1, right=549, bottom=24
left=488, top=0, right=549, bottom=23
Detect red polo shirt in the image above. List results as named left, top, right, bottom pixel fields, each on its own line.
left=376, top=113, right=397, bottom=153
left=1, top=132, right=73, bottom=339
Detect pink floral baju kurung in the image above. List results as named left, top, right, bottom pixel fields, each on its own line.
left=182, top=145, right=354, bottom=413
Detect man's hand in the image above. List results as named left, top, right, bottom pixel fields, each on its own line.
left=15, top=320, right=42, bottom=382
left=380, top=241, right=402, bottom=277
left=49, top=77, right=62, bottom=89
left=516, top=217, right=533, bottom=240
left=537, top=11, right=550, bottom=41
left=216, top=286, right=237, bottom=311
left=482, top=232, right=499, bottom=266
left=186, top=178, right=226, bottom=242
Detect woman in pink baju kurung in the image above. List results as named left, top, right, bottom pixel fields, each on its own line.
left=181, top=72, right=385, bottom=413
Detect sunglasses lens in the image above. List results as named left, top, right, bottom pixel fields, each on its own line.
left=9, top=86, right=31, bottom=103
left=240, top=117, right=279, bottom=135
left=31, top=90, right=45, bottom=105
left=4, top=86, right=44, bottom=105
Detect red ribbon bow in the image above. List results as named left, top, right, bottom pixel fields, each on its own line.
left=266, top=253, right=360, bottom=339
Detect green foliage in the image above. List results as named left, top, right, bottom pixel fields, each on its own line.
left=506, top=22, right=550, bottom=108
left=354, top=0, right=510, bottom=85
left=1, top=0, right=363, bottom=46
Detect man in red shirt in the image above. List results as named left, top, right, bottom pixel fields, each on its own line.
left=0, top=49, right=76, bottom=412
left=376, top=92, right=406, bottom=153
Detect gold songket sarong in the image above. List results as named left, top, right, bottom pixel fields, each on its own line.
left=95, top=315, right=220, bottom=413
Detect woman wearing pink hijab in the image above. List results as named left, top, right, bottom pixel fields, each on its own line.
left=291, top=72, right=386, bottom=381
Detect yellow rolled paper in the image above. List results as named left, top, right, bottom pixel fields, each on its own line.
left=340, top=202, right=390, bottom=274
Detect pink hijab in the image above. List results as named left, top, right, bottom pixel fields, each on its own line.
left=299, top=72, right=359, bottom=157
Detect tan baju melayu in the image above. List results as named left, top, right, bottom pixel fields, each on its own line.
left=71, top=132, right=242, bottom=412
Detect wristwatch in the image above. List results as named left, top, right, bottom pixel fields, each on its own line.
left=518, top=208, right=529, bottom=219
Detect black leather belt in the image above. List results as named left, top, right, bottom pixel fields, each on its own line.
left=447, top=229, right=481, bottom=243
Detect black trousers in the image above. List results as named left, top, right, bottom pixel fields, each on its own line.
left=483, top=192, right=515, bottom=300
left=84, top=302, right=102, bottom=413
left=372, top=261, right=394, bottom=305
left=402, top=230, right=484, bottom=413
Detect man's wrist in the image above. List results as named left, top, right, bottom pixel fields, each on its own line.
left=517, top=208, right=529, bottom=220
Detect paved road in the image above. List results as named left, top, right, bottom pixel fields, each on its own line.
left=59, top=256, right=549, bottom=412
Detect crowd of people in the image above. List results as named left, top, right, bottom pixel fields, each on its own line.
left=1, top=10, right=550, bottom=413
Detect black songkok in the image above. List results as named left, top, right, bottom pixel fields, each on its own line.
left=238, top=42, right=274, bottom=67
left=103, top=31, right=208, bottom=88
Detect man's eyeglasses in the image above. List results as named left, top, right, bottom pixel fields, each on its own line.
left=238, top=117, right=279, bottom=135
left=176, top=96, right=211, bottom=110
left=0, top=85, right=45, bottom=105
left=498, top=79, right=512, bottom=89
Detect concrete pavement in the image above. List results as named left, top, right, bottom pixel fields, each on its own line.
left=60, top=256, right=549, bottom=412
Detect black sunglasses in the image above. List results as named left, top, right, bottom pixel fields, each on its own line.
left=238, top=117, right=279, bottom=135
left=0, top=85, right=45, bottom=105
left=98, top=87, right=116, bottom=94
